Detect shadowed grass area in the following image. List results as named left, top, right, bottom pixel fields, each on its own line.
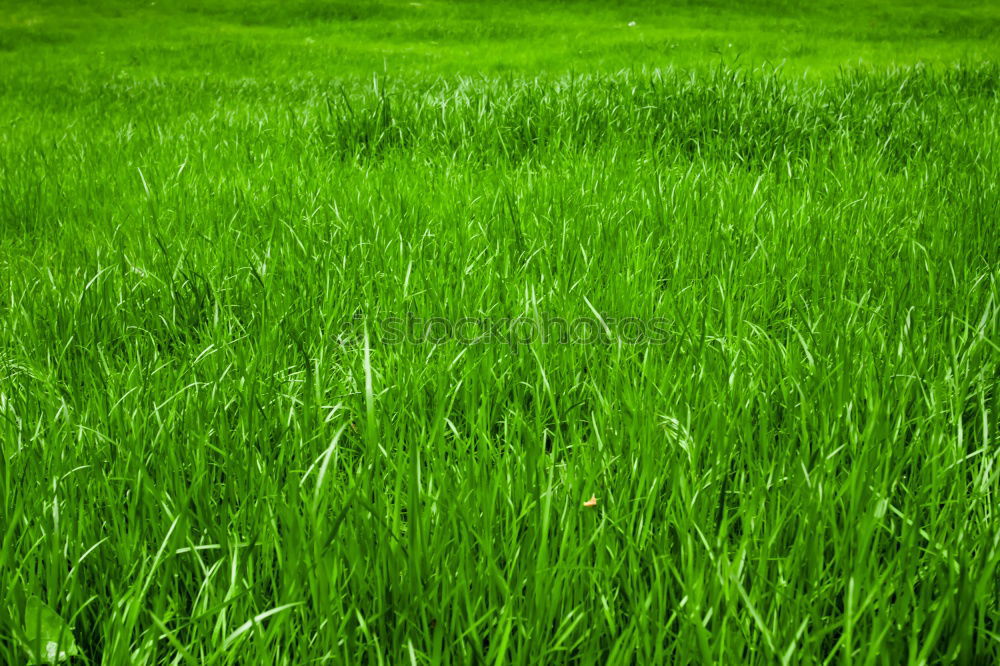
left=1, top=2, right=999, bottom=664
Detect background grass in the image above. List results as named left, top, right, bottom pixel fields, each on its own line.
left=2, top=0, right=1000, bottom=77
left=1, top=1, right=1000, bottom=664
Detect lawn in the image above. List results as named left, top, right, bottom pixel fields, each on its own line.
left=1, top=1, right=999, bottom=664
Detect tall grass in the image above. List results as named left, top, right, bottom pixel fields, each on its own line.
left=1, top=63, right=999, bottom=663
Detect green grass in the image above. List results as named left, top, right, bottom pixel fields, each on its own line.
left=2, top=0, right=999, bottom=77
left=1, top=1, right=999, bottom=664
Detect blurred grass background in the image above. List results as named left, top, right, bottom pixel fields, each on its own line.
left=1, top=0, right=998, bottom=80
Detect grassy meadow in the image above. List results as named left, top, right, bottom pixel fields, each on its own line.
left=1, top=0, right=1000, bottom=663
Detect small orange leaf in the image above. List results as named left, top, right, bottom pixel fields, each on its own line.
left=583, top=494, right=598, bottom=507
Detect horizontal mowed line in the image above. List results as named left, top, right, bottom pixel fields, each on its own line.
left=0, top=64, right=998, bottom=664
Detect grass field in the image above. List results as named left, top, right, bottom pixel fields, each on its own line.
left=2, top=0, right=1000, bottom=663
